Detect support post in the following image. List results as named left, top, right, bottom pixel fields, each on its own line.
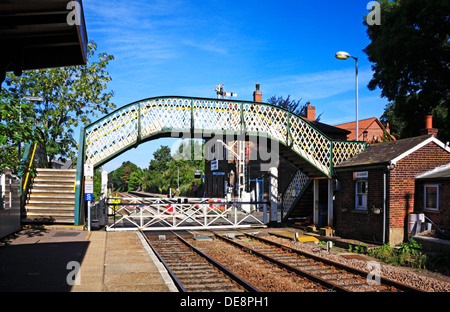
left=100, top=171, right=108, bottom=226
left=74, top=126, right=85, bottom=226
left=327, top=179, right=333, bottom=227
left=313, top=179, right=319, bottom=225
left=269, top=167, right=278, bottom=227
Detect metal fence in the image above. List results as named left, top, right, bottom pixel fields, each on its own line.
left=0, top=168, right=21, bottom=238
left=105, top=196, right=267, bottom=231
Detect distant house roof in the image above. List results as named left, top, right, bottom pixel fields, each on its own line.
left=334, top=117, right=395, bottom=141
left=306, top=119, right=351, bottom=137
left=336, top=135, right=450, bottom=169
left=416, top=163, right=450, bottom=179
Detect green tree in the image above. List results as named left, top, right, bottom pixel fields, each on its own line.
left=1, top=41, right=115, bottom=168
left=110, top=161, right=138, bottom=191
left=149, top=145, right=172, bottom=172
left=0, top=90, right=35, bottom=172
left=128, top=169, right=143, bottom=191
left=267, top=95, right=322, bottom=121
left=143, top=144, right=204, bottom=195
left=364, top=0, right=450, bottom=140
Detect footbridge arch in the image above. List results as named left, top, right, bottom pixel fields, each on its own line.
left=74, top=96, right=365, bottom=225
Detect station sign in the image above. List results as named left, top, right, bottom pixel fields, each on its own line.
left=85, top=179, right=94, bottom=201
left=354, top=171, right=368, bottom=180
left=84, top=164, right=94, bottom=177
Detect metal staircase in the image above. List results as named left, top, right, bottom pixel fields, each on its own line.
left=281, top=170, right=311, bottom=222
left=22, top=168, right=76, bottom=224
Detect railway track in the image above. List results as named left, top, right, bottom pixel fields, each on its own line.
left=141, top=231, right=259, bottom=292
left=214, top=232, right=424, bottom=292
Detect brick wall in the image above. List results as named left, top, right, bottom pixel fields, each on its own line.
left=335, top=141, right=450, bottom=245
left=389, top=142, right=450, bottom=242
left=365, top=123, right=386, bottom=143
left=335, top=167, right=386, bottom=242
left=415, top=179, right=450, bottom=232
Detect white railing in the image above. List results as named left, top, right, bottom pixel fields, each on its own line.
left=106, top=196, right=267, bottom=231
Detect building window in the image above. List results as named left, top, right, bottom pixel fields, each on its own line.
left=424, top=184, right=439, bottom=211
left=355, top=180, right=368, bottom=210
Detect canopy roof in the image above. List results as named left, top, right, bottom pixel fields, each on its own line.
left=0, top=0, right=88, bottom=83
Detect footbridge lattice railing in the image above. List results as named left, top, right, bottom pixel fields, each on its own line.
left=74, top=96, right=366, bottom=225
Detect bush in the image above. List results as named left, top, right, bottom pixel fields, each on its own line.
left=366, top=239, right=427, bottom=269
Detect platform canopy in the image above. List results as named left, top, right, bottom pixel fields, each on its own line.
left=0, top=0, right=88, bottom=84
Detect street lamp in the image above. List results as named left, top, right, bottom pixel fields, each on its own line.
left=335, top=51, right=359, bottom=141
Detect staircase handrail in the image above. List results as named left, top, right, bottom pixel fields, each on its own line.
left=281, top=169, right=311, bottom=221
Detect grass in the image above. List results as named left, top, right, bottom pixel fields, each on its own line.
left=347, top=239, right=450, bottom=275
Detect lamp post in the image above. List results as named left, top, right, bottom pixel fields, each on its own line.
left=335, top=51, right=359, bottom=141
left=176, top=166, right=180, bottom=191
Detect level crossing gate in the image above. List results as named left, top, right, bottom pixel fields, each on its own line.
left=105, top=195, right=267, bottom=231
left=74, top=96, right=366, bottom=229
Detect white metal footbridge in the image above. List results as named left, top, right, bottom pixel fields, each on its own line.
left=74, top=96, right=366, bottom=229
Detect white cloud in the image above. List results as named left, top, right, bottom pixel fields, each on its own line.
left=260, top=67, right=373, bottom=101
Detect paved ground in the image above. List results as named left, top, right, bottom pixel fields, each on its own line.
left=0, top=227, right=177, bottom=292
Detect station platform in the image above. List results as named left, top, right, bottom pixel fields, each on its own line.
left=0, top=227, right=178, bottom=292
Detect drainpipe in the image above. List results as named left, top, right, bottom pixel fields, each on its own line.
left=384, top=162, right=396, bottom=245
left=383, top=170, right=386, bottom=245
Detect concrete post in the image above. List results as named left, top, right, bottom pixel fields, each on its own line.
left=269, top=167, right=278, bottom=226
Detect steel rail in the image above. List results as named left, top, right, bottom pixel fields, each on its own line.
left=171, top=231, right=260, bottom=292
left=214, top=233, right=349, bottom=292
left=140, top=230, right=260, bottom=292
left=244, top=233, right=424, bottom=293
left=140, top=230, right=186, bottom=292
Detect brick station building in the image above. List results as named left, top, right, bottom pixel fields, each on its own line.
left=415, top=163, right=450, bottom=234
left=334, top=129, right=450, bottom=246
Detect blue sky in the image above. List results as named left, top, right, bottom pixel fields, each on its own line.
left=81, top=0, right=387, bottom=172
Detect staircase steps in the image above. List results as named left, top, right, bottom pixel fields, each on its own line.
left=23, top=168, right=77, bottom=224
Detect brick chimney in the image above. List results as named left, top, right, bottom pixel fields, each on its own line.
left=253, top=83, right=262, bottom=102
left=306, top=102, right=315, bottom=121
left=420, top=115, right=438, bottom=137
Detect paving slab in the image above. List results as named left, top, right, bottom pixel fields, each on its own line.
left=0, top=228, right=178, bottom=292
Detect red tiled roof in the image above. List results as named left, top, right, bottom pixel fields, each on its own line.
left=334, top=117, right=395, bottom=142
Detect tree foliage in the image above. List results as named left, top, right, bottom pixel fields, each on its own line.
left=109, top=143, right=205, bottom=196
left=0, top=41, right=115, bottom=171
left=0, top=90, right=35, bottom=172
left=267, top=95, right=321, bottom=121
left=364, top=0, right=450, bottom=140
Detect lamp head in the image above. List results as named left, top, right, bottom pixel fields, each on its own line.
left=335, top=51, right=352, bottom=60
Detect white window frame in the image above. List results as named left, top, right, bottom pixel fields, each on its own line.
left=355, top=180, right=368, bottom=210
left=424, top=184, right=439, bottom=211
